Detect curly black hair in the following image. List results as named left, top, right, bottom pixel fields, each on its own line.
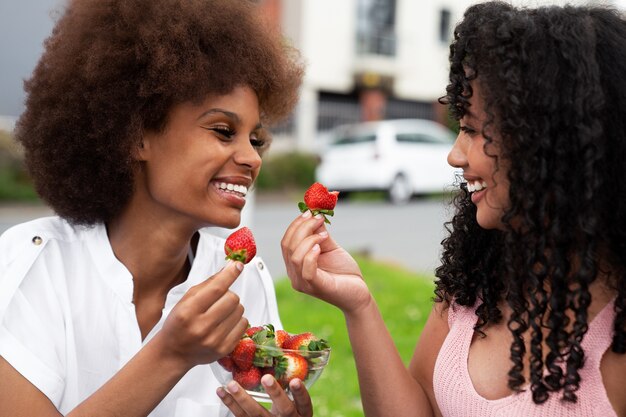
left=437, top=1, right=626, bottom=404
left=15, top=0, right=304, bottom=225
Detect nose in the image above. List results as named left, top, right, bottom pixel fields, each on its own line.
left=234, top=138, right=262, bottom=171
left=447, top=133, right=467, bottom=169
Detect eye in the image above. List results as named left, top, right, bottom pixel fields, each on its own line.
left=250, top=130, right=270, bottom=154
left=459, top=125, right=478, bottom=136
left=205, top=125, right=236, bottom=139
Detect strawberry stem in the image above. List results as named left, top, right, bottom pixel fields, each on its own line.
left=297, top=202, right=334, bottom=224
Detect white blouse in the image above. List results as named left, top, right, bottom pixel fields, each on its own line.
left=0, top=216, right=282, bottom=416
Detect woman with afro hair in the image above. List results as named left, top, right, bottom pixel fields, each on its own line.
left=0, top=0, right=310, bottom=416
left=280, top=2, right=626, bottom=416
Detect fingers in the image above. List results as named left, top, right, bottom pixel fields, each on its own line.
left=261, top=375, right=297, bottom=416
left=218, top=381, right=270, bottom=417
left=216, top=386, right=249, bottom=417
left=299, top=244, right=322, bottom=288
left=289, top=379, right=313, bottom=417
left=185, top=261, right=244, bottom=312
left=216, top=376, right=312, bottom=417
left=281, top=212, right=325, bottom=262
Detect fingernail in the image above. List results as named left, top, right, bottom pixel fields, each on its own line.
left=291, top=378, right=302, bottom=390
left=216, top=387, right=226, bottom=398
left=314, top=214, right=323, bottom=220
left=311, top=244, right=320, bottom=253
left=234, top=262, right=243, bottom=271
left=226, top=381, right=239, bottom=394
left=318, top=231, right=328, bottom=237
left=261, top=374, right=274, bottom=387
left=301, top=210, right=312, bottom=218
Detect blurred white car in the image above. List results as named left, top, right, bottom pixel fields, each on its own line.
left=315, top=119, right=457, bottom=204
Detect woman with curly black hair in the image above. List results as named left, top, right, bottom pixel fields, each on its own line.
left=281, top=2, right=626, bottom=416
left=0, top=0, right=310, bottom=416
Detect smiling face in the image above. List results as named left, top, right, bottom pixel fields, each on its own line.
left=447, top=82, right=510, bottom=230
left=135, top=85, right=265, bottom=230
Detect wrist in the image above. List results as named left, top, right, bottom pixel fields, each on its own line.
left=342, top=292, right=376, bottom=321
left=147, top=333, right=195, bottom=377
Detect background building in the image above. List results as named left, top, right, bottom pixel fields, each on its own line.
left=1, top=0, right=624, bottom=147
left=257, top=0, right=623, bottom=153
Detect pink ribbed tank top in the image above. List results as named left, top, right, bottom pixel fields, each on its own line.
left=433, top=299, right=618, bottom=417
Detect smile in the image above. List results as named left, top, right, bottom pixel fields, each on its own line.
left=215, top=182, right=248, bottom=197
left=466, top=180, right=487, bottom=193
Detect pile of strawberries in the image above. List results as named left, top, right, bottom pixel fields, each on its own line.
left=216, top=324, right=330, bottom=391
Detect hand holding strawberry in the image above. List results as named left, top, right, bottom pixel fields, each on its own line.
left=224, top=227, right=257, bottom=264
left=298, top=182, right=339, bottom=224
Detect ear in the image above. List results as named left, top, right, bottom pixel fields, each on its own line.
left=131, top=137, right=150, bottom=161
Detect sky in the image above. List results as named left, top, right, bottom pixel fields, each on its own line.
left=0, top=0, right=62, bottom=120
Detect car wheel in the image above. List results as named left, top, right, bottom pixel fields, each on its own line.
left=388, top=174, right=412, bottom=204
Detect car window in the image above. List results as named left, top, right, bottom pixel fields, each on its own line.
left=396, top=132, right=451, bottom=144
left=332, top=134, right=376, bottom=146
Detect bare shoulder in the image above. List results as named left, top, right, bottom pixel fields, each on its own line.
left=408, top=301, right=450, bottom=417
left=602, top=348, right=626, bottom=417
left=0, top=356, right=61, bottom=417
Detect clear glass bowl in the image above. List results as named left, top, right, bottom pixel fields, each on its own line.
left=210, top=344, right=331, bottom=403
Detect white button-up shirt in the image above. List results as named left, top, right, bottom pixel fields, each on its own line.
left=0, top=216, right=282, bottom=416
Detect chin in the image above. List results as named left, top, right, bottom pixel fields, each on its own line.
left=476, top=214, right=501, bottom=230
left=220, top=216, right=242, bottom=230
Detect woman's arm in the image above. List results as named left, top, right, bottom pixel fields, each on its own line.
left=281, top=213, right=448, bottom=417
left=0, top=261, right=247, bottom=417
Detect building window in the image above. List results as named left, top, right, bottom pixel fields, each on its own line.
left=439, top=8, right=452, bottom=43
left=356, top=0, right=397, bottom=56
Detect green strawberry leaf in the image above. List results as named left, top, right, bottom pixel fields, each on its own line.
left=225, top=248, right=248, bottom=263
left=298, top=202, right=308, bottom=213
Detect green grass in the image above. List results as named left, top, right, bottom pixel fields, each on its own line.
left=274, top=256, right=435, bottom=417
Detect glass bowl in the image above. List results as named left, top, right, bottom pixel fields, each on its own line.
left=210, top=343, right=331, bottom=403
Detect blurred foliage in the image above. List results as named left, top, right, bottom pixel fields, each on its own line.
left=257, top=151, right=319, bottom=191
left=275, top=255, right=435, bottom=417
left=445, top=110, right=460, bottom=134
left=0, top=130, right=38, bottom=201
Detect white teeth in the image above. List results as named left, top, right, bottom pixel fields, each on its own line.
left=216, top=182, right=248, bottom=196
left=466, top=180, right=487, bottom=193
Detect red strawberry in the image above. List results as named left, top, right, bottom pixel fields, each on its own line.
left=233, top=366, right=262, bottom=390
left=217, top=355, right=236, bottom=372
left=275, top=352, right=309, bottom=387
left=298, top=182, right=339, bottom=224
left=245, top=326, right=264, bottom=338
left=283, top=332, right=329, bottom=351
left=231, top=338, right=256, bottom=370
left=224, top=227, right=256, bottom=264
left=275, top=329, right=289, bottom=348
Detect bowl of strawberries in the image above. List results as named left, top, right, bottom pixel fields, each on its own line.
left=211, top=324, right=331, bottom=403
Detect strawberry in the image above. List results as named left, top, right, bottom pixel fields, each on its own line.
left=224, top=227, right=256, bottom=264
left=231, top=338, right=256, bottom=370
left=217, top=355, right=236, bottom=372
left=233, top=366, right=262, bottom=390
left=275, top=352, right=309, bottom=387
left=298, top=182, right=339, bottom=224
left=283, top=332, right=329, bottom=352
left=245, top=326, right=265, bottom=338
left=275, top=329, right=289, bottom=348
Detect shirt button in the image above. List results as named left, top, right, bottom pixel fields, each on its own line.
left=32, top=236, right=43, bottom=245
left=257, top=260, right=264, bottom=270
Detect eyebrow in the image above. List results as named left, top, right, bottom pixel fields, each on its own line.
left=197, top=108, right=263, bottom=129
